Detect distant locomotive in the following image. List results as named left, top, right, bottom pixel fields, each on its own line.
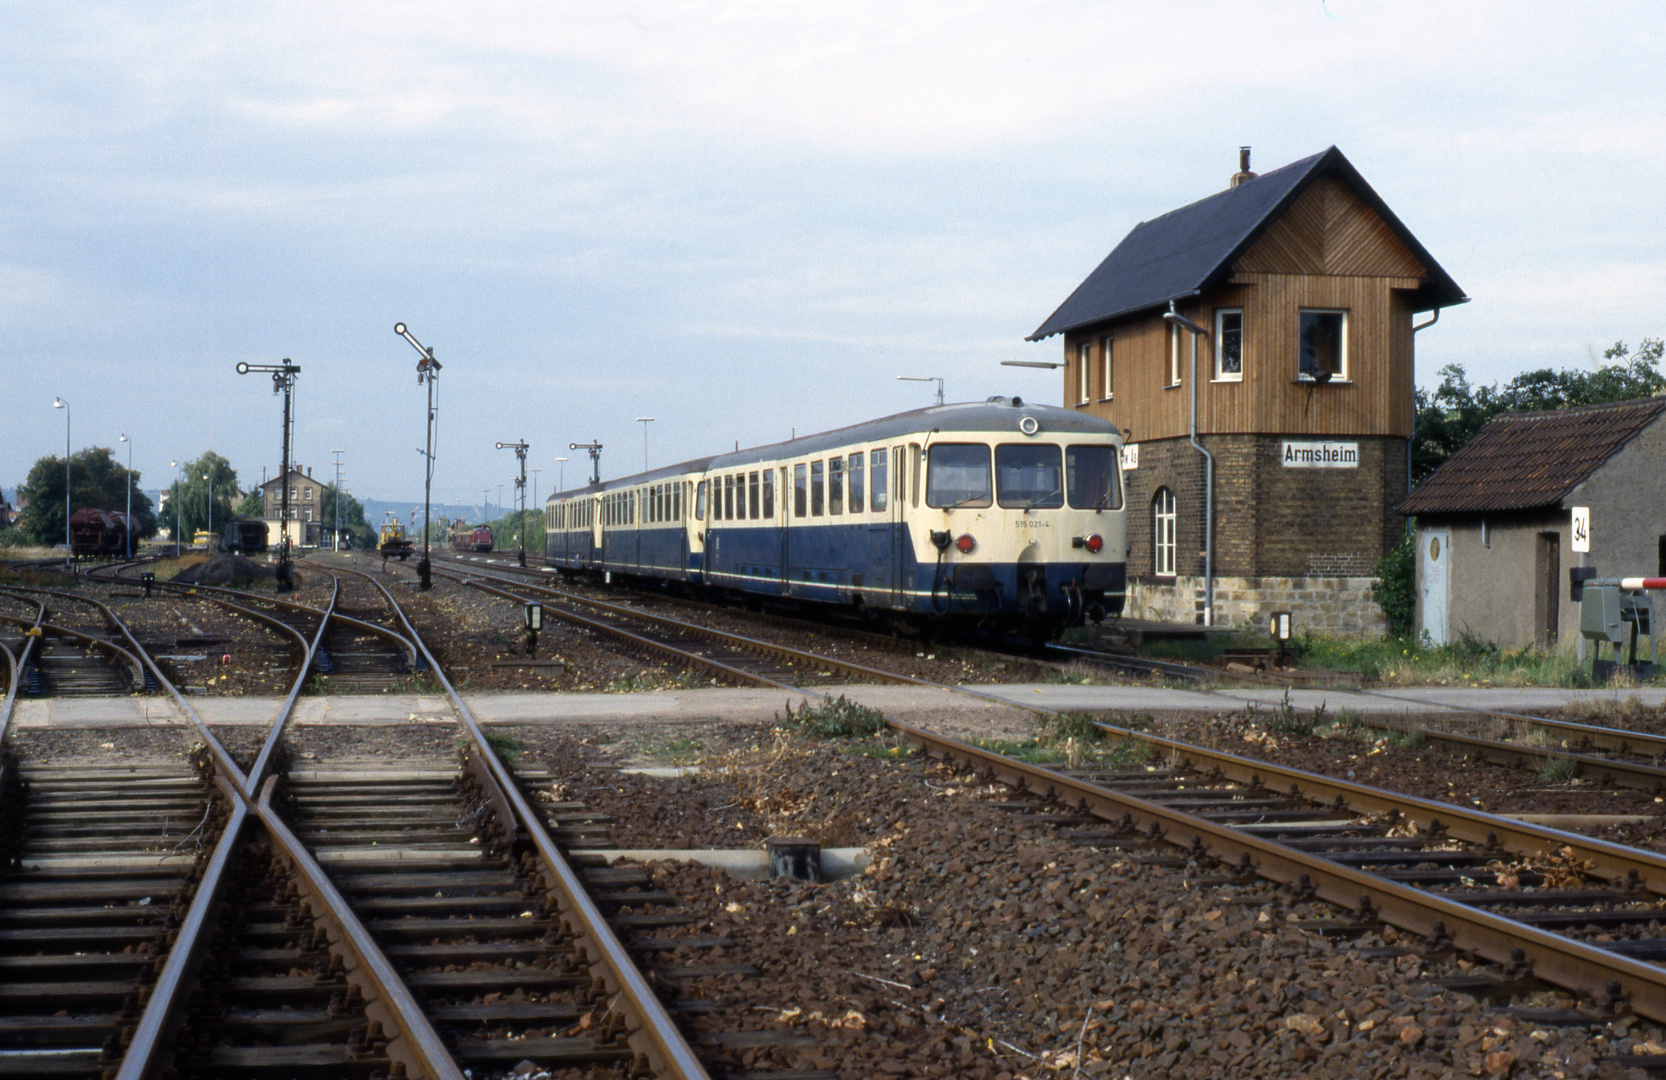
left=449, top=520, right=494, bottom=553
left=379, top=516, right=414, bottom=560
left=222, top=520, right=270, bottom=555
left=69, top=508, right=138, bottom=558
left=545, top=398, right=1127, bottom=639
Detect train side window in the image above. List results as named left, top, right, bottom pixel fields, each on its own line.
left=722, top=475, right=733, bottom=520
left=871, top=450, right=888, bottom=512
left=829, top=457, right=844, bottom=516
left=675, top=482, right=683, bottom=521
left=695, top=481, right=707, bottom=521
left=794, top=464, right=807, bottom=518
left=811, top=461, right=825, bottom=516
left=749, top=471, right=760, bottom=519
left=763, top=470, right=775, bottom=519
left=849, top=451, right=864, bottom=512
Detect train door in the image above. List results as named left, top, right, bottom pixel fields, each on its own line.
left=776, top=466, right=789, bottom=593
left=591, top=496, right=604, bottom=568
left=889, top=445, right=906, bottom=607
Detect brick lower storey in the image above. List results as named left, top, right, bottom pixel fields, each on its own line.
left=1126, top=574, right=1388, bottom=638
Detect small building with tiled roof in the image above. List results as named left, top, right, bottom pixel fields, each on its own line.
left=1028, top=146, right=1467, bottom=635
left=1399, top=397, right=1666, bottom=650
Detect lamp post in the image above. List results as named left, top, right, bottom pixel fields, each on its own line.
left=394, top=322, right=442, bottom=590
left=555, top=456, right=569, bottom=492
left=896, top=375, right=945, bottom=405
left=52, top=397, right=69, bottom=569
left=483, top=488, right=490, bottom=521
left=635, top=417, right=654, bottom=470
left=119, top=434, right=133, bottom=558
left=531, top=468, right=541, bottom=555
left=331, top=449, right=345, bottom=552
left=496, top=440, right=529, bottom=566
left=203, top=473, right=212, bottom=545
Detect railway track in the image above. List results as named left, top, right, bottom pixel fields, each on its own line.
left=895, top=714, right=1666, bottom=1027
left=0, top=562, right=713, bottom=1079
left=423, top=558, right=922, bottom=692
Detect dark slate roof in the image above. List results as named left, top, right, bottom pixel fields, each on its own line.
left=1027, top=146, right=1467, bottom=341
left=1398, top=397, right=1666, bottom=515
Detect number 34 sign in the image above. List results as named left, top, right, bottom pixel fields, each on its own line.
left=1571, top=506, right=1590, bottom=553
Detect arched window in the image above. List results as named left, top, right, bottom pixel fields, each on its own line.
left=1153, top=487, right=1176, bottom=577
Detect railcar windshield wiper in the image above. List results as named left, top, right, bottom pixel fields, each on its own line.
left=1020, top=486, right=1062, bottom=513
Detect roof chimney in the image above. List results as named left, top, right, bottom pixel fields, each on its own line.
left=1230, top=146, right=1256, bottom=188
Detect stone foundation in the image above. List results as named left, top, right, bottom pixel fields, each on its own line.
left=1127, top=575, right=1387, bottom=639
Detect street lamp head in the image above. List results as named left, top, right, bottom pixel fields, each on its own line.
left=1001, top=360, right=1065, bottom=369
left=120, top=433, right=129, bottom=442
left=636, top=417, right=655, bottom=423
left=53, top=397, right=65, bottom=409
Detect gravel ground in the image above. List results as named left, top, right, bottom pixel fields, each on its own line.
left=499, top=722, right=1665, bottom=1079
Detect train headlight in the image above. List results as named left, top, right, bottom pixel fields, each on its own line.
left=1072, top=533, right=1104, bottom=553
left=955, top=533, right=977, bottom=554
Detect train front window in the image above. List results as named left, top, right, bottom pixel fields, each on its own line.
left=926, top=444, right=992, bottom=509
left=995, top=444, right=1063, bottom=510
left=1066, top=444, right=1124, bottom=511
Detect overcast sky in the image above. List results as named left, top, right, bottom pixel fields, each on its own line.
left=5, top=2, right=1663, bottom=510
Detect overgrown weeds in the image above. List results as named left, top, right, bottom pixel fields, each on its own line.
left=776, top=695, right=887, bottom=739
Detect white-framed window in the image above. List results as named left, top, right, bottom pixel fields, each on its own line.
left=1153, top=487, right=1176, bottom=577
left=1100, top=335, right=1114, bottom=400
left=1168, top=323, right=1183, bottom=387
left=1077, top=341, right=1090, bottom=404
left=1214, top=309, right=1243, bottom=381
left=1298, top=309, right=1347, bottom=382
left=304, top=487, right=313, bottom=501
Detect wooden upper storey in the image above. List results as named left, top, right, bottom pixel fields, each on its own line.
left=1031, top=148, right=1465, bottom=442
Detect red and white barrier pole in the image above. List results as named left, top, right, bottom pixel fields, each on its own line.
left=1617, top=578, right=1666, bottom=590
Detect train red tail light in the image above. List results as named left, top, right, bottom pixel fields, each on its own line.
left=955, top=533, right=977, bottom=554
left=1083, top=533, right=1104, bottom=553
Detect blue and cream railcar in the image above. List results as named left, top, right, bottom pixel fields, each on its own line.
left=544, top=398, right=1125, bottom=637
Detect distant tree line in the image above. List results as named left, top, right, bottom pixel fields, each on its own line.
left=1412, top=338, right=1666, bottom=483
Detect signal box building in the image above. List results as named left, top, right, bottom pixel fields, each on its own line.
left=257, top=466, right=328, bottom=548
left=1028, top=147, right=1467, bottom=634
left=1398, top=398, right=1666, bottom=651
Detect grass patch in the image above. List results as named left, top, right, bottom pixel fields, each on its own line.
left=1293, top=631, right=1603, bottom=688
left=776, top=694, right=887, bottom=739
left=1538, top=755, right=1580, bottom=783
left=460, top=730, right=522, bottom=761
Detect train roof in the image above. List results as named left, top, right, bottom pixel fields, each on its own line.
left=546, top=398, right=1121, bottom=501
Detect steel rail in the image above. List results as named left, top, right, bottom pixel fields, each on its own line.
left=1111, top=722, right=1666, bottom=894
left=342, top=564, right=713, bottom=1080
left=0, top=588, right=150, bottom=690
left=437, top=563, right=1020, bottom=694
left=444, top=571, right=800, bottom=691
left=101, top=571, right=463, bottom=1080
left=0, top=597, right=45, bottom=749
left=1376, top=721, right=1666, bottom=793
left=893, top=717, right=1666, bottom=1022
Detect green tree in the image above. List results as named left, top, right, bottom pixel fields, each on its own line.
left=235, top=490, right=264, bottom=518
left=15, top=447, right=158, bottom=546
left=319, top=486, right=375, bottom=548
left=164, top=453, right=240, bottom=541
left=1412, top=339, right=1666, bottom=483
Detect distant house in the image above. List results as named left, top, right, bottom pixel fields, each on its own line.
left=1027, top=147, right=1466, bottom=635
left=1398, top=397, right=1666, bottom=649
left=257, top=466, right=329, bottom=548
